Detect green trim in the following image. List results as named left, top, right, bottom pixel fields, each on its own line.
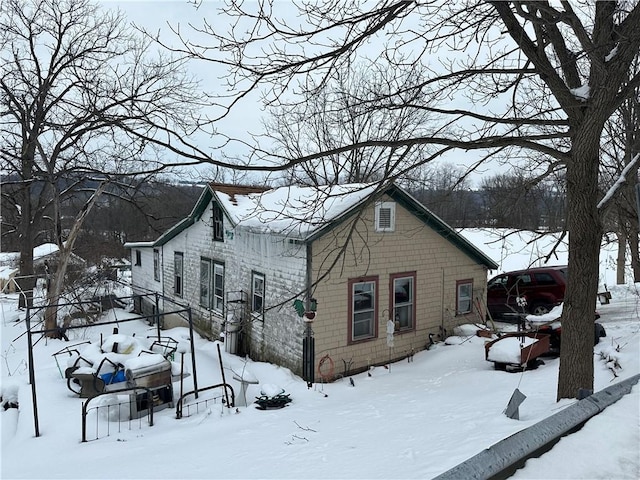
left=152, top=188, right=213, bottom=246
left=388, top=185, right=498, bottom=269
left=149, top=182, right=497, bottom=270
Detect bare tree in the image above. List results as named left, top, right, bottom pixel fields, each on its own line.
left=600, top=63, right=640, bottom=284
left=164, top=1, right=640, bottom=399
left=407, top=163, right=479, bottom=227
left=265, top=61, right=435, bottom=185
left=0, top=0, right=209, bottom=332
left=479, top=172, right=565, bottom=230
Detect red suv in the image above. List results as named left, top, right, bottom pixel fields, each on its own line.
left=487, top=266, right=566, bottom=320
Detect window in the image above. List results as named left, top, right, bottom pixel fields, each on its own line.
left=456, top=279, right=473, bottom=315
left=534, top=272, right=556, bottom=286
left=392, top=273, right=415, bottom=331
left=200, top=259, right=225, bottom=312
left=174, top=252, right=183, bottom=297
left=251, top=272, right=265, bottom=317
left=213, top=202, right=224, bottom=242
left=153, top=249, right=160, bottom=282
left=375, top=202, right=396, bottom=232
left=200, top=258, right=211, bottom=308
left=135, top=250, right=141, bottom=266
left=213, top=262, right=224, bottom=313
left=349, top=277, right=378, bottom=342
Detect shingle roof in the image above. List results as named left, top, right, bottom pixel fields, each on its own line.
left=207, top=183, right=270, bottom=205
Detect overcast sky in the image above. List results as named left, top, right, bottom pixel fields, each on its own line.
left=101, top=0, right=276, bottom=183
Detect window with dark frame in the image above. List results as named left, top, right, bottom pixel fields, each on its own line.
left=251, top=272, right=265, bottom=317
left=213, top=202, right=224, bottom=242
left=135, top=250, right=141, bottom=266
left=349, top=277, right=378, bottom=342
left=200, top=259, right=224, bottom=312
left=153, top=249, right=160, bottom=282
left=456, top=279, right=473, bottom=315
left=392, top=272, right=415, bottom=331
left=174, top=252, right=183, bottom=298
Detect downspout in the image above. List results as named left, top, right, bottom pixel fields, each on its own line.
left=305, top=242, right=313, bottom=306
left=441, top=267, right=445, bottom=338
left=160, top=245, right=165, bottom=315
left=304, top=241, right=315, bottom=385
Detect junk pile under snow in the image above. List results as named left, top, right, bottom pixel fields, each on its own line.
left=54, top=334, right=175, bottom=418
left=254, top=384, right=292, bottom=410
left=485, top=332, right=551, bottom=371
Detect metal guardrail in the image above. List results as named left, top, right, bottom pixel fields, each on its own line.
left=434, top=374, right=640, bottom=480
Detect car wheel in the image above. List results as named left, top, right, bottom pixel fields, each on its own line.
left=594, top=323, right=606, bottom=345
left=530, top=303, right=552, bottom=316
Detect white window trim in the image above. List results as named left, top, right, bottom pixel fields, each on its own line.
left=213, top=262, right=225, bottom=314
left=375, top=201, right=396, bottom=232
left=350, top=278, right=377, bottom=342
left=456, top=280, right=473, bottom=315
left=199, top=258, right=212, bottom=308
left=393, top=274, right=415, bottom=331
left=174, top=252, right=184, bottom=298
left=251, top=272, right=265, bottom=319
left=212, top=202, right=224, bottom=242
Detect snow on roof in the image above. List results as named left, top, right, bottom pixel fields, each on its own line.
left=33, top=243, right=59, bottom=259
left=123, top=241, right=154, bottom=248
left=215, top=183, right=378, bottom=237
left=0, top=243, right=60, bottom=266
left=0, top=265, right=18, bottom=280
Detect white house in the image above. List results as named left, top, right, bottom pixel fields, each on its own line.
left=125, top=182, right=498, bottom=380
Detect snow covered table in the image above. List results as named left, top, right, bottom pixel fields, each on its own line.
left=232, top=368, right=259, bottom=407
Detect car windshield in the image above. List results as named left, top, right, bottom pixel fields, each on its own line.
left=488, top=275, right=508, bottom=287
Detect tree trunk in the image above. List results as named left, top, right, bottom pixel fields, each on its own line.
left=629, top=226, right=640, bottom=283
left=557, top=133, right=602, bottom=400
left=43, top=182, right=107, bottom=337
left=616, top=232, right=626, bottom=285
left=44, top=246, right=71, bottom=338
left=17, top=173, right=35, bottom=308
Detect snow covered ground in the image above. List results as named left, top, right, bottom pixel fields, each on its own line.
left=1, top=281, right=638, bottom=479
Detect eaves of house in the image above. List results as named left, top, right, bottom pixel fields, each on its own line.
left=140, top=181, right=498, bottom=271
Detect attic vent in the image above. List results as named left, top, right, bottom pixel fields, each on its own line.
left=375, top=202, right=395, bottom=232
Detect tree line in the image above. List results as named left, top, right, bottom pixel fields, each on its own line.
left=3, top=165, right=632, bottom=269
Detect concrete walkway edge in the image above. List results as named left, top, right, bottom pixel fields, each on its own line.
left=433, top=374, right=640, bottom=480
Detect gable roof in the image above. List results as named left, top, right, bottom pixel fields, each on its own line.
left=140, top=182, right=497, bottom=269
left=382, top=184, right=499, bottom=269
left=150, top=184, right=269, bottom=246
